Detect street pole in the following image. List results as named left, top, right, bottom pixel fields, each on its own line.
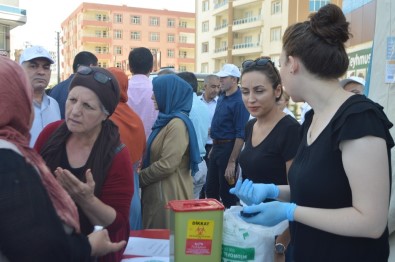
left=57, top=31, right=60, bottom=84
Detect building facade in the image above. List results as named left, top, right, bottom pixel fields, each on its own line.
left=195, top=0, right=342, bottom=73
left=0, top=0, right=26, bottom=58
left=61, top=3, right=195, bottom=79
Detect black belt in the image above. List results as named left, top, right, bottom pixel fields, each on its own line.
left=213, top=139, right=234, bottom=145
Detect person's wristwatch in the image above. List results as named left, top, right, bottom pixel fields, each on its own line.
left=274, top=236, right=286, bottom=255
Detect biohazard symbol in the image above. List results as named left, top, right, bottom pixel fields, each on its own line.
left=196, top=226, right=205, bottom=235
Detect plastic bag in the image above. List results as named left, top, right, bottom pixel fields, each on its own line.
left=222, top=206, right=288, bottom=262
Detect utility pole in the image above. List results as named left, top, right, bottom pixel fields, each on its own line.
left=57, top=31, right=60, bottom=84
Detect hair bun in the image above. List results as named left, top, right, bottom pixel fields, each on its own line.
left=309, top=4, right=351, bottom=46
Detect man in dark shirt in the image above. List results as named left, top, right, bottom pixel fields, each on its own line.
left=205, top=64, right=250, bottom=208
left=49, top=51, right=98, bottom=119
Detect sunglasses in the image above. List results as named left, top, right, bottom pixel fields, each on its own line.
left=77, top=66, right=115, bottom=91
left=242, top=58, right=281, bottom=83
left=242, top=58, right=276, bottom=70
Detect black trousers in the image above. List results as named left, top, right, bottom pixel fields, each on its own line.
left=205, top=141, right=238, bottom=208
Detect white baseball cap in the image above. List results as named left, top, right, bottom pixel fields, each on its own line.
left=20, top=45, right=54, bottom=65
left=216, top=64, right=241, bottom=78
left=340, top=76, right=365, bottom=88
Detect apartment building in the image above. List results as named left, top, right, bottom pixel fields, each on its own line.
left=196, top=0, right=342, bottom=73
left=0, top=0, right=26, bottom=58
left=61, top=3, right=195, bottom=78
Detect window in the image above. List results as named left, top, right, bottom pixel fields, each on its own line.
left=95, top=30, right=107, bottom=38
left=0, top=26, right=6, bottom=51
left=179, top=65, right=187, bottom=72
left=179, top=21, right=187, bottom=28
left=98, top=61, right=108, bottom=68
left=150, top=32, right=160, bottom=42
left=114, top=14, right=123, bottom=23
left=167, top=18, right=175, bottom=27
left=271, top=1, right=282, bottom=15
left=202, top=0, right=209, bottom=11
left=179, top=51, right=187, bottom=58
left=179, top=35, right=188, bottom=43
left=309, top=0, right=330, bottom=12
left=202, top=21, right=209, bottom=32
left=131, top=15, right=141, bottom=24
left=115, top=62, right=122, bottom=68
left=150, top=17, right=160, bottom=26
left=131, top=31, right=141, bottom=40
left=167, top=34, right=175, bottom=43
left=201, top=63, right=209, bottom=73
left=96, top=14, right=108, bottom=21
left=114, top=30, right=123, bottom=39
left=167, top=49, right=175, bottom=57
left=202, top=42, right=209, bottom=53
left=270, top=27, right=282, bottom=42
left=244, top=36, right=252, bottom=43
left=95, top=46, right=108, bottom=54
left=114, top=46, right=122, bottom=55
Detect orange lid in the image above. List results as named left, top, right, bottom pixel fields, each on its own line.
left=167, top=198, right=224, bottom=212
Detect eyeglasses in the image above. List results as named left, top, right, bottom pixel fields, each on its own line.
left=242, top=58, right=281, bottom=83
left=77, top=66, right=115, bottom=91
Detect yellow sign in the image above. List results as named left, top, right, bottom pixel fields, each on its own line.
left=186, top=219, right=214, bottom=240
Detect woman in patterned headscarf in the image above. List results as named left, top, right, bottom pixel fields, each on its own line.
left=0, top=57, right=125, bottom=261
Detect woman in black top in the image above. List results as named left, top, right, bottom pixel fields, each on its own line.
left=237, top=56, right=300, bottom=261
left=231, top=4, right=393, bottom=261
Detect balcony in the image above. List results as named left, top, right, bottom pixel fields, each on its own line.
left=233, top=15, right=263, bottom=31
left=81, top=19, right=112, bottom=29
left=232, top=42, right=262, bottom=55
left=212, top=46, right=228, bottom=59
left=214, top=0, right=228, bottom=9
left=81, top=35, right=112, bottom=44
left=95, top=53, right=112, bottom=60
left=178, top=57, right=195, bottom=63
left=0, top=4, right=27, bottom=29
left=233, top=0, right=263, bottom=8
left=213, top=23, right=228, bottom=37
left=212, top=0, right=229, bottom=15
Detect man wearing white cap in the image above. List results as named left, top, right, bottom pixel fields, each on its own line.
left=205, top=64, right=250, bottom=208
left=20, top=45, right=60, bottom=147
left=340, top=76, right=365, bottom=95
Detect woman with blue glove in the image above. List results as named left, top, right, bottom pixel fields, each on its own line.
left=230, top=4, right=393, bottom=262
left=237, top=56, right=300, bottom=260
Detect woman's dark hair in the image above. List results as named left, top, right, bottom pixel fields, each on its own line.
left=282, top=4, right=351, bottom=79
left=241, top=56, right=283, bottom=101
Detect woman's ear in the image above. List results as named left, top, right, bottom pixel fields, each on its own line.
left=275, top=85, right=283, bottom=101
left=288, top=55, right=299, bottom=74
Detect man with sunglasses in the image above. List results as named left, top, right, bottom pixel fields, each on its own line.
left=20, top=45, right=61, bottom=147
left=205, top=64, right=250, bottom=208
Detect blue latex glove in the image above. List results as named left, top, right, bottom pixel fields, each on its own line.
left=239, top=201, right=297, bottom=227
left=229, top=179, right=279, bottom=205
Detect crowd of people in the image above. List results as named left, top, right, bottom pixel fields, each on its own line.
left=0, top=3, right=393, bottom=262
